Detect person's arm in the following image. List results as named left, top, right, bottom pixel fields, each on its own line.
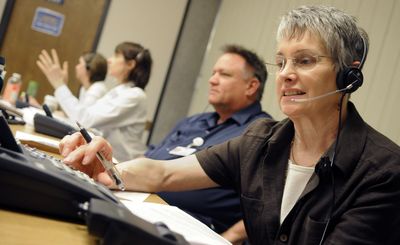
left=57, top=85, right=144, bottom=129
left=79, top=83, right=107, bottom=107
left=60, top=133, right=218, bottom=192
left=116, top=155, right=217, bottom=192
left=221, top=220, right=247, bottom=245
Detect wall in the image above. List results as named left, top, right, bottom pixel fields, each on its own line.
left=0, top=0, right=5, bottom=16
left=189, top=0, right=400, bottom=145
left=96, top=0, right=187, bottom=122
left=148, top=0, right=221, bottom=145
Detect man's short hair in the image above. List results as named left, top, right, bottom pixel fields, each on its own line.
left=222, top=44, right=267, bottom=101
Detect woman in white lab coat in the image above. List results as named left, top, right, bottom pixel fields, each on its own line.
left=75, top=52, right=108, bottom=106
left=37, top=42, right=152, bottom=161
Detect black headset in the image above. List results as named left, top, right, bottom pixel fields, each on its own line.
left=319, top=35, right=368, bottom=245
left=335, top=36, right=367, bottom=93
left=84, top=53, right=95, bottom=71
left=135, top=49, right=146, bottom=63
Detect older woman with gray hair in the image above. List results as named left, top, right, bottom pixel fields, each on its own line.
left=59, top=5, right=400, bottom=245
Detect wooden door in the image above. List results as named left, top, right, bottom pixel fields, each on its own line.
left=0, top=0, right=109, bottom=102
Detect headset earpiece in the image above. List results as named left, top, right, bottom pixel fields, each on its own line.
left=135, top=49, right=147, bottom=63
left=336, top=67, right=363, bottom=93
left=336, top=34, right=367, bottom=94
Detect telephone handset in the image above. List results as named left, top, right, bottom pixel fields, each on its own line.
left=0, top=114, right=121, bottom=222
left=0, top=115, right=188, bottom=244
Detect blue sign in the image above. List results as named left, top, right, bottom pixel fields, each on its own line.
left=31, top=7, right=65, bottom=37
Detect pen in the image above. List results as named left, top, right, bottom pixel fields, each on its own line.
left=76, top=122, right=125, bottom=191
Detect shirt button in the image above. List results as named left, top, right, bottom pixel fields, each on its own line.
left=279, top=234, right=288, bottom=242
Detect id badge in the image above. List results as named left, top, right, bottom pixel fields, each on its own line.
left=169, top=146, right=197, bottom=156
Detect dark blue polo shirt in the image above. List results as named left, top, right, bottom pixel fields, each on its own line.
left=145, top=102, right=272, bottom=233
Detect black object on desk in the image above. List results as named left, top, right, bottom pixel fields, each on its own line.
left=0, top=114, right=121, bottom=222
left=42, top=104, right=53, bottom=118
left=87, top=199, right=189, bottom=245
left=0, top=100, right=25, bottom=125
left=0, top=115, right=189, bottom=244
left=1, top=109, right=25, bottom=125
left=15, top=92, right=31, bottom=109
left=33, top=113, right=76, bottom=139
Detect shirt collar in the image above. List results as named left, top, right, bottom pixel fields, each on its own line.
left=206, top=101, right=263, bottom=127
left=330, top=102, right=367, bottom=175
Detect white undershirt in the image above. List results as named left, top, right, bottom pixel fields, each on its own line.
left=280, top=160, right=314, bottom=224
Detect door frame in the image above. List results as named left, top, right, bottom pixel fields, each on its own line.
left=0, top=0, right=15, bottom=49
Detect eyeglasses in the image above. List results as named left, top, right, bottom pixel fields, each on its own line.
left=266, top=54, right=331, bottom=73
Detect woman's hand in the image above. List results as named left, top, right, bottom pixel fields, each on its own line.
left=60, top=133, right=114, bottom=187
left=59, top=132, right=87, bottom=157
left=221, top=220, right=248, bottom=245
left=36, top=49, right=68, bottom=89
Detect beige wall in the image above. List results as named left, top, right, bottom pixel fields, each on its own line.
left=189, top=0, right=400, bottom=145
left=96, top=0, right=187, bottom=121
left=0, top=0, right=6, bottom=16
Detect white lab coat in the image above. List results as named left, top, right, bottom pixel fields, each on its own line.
left=54, top=83, right=147, bottom=161
left=78, top=82, right=107, bottom=106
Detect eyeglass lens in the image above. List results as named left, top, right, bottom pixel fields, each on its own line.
left=275, top=54, right=320, bottom=71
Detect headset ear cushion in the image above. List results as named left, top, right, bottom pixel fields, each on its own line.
left=336, top=67, right=363, bottom=93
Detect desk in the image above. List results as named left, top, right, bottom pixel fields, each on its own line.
left=1, top=123, right=166, bottom=244
left=0, top=209, right=96, bottom=245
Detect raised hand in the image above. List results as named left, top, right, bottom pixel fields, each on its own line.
left=36, top=49, right=68, bottom=89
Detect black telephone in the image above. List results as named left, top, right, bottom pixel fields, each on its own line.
left=33, top=113, right=77, bottom=139
left=0, top=115, right=188, bottom=244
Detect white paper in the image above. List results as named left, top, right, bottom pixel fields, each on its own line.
left=121, top=200, right=231, bottom=245
left=113, top=191, right=150, bottom=203
left=21, top=106, right=45, bottom=126
left=15, top=130, right=60, bottom=150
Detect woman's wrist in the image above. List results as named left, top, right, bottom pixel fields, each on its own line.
left=51, top=79, right=65, bottom=89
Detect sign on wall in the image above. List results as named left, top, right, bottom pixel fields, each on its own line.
left=31, top=7, right=65, bottom=36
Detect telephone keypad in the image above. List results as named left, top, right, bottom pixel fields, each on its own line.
left=22, top=145, right=118, bottom=202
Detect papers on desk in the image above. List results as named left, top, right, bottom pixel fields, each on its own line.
left=15, top=131, right=60, bottom=153
left=113, top=191, right=150, bottom=203
left=121, top=200, right=231, bottom=245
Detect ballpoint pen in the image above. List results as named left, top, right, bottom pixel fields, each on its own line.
left=76, top=122, right=125, bottom=191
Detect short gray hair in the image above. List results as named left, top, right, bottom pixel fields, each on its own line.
left=277, top=5, right=369, bottom=72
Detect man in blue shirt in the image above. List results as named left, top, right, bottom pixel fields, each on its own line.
left=145, top=44, right=272, bottom=235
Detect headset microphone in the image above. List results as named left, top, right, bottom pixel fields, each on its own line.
left=290, top=82, right=355, bottom=103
